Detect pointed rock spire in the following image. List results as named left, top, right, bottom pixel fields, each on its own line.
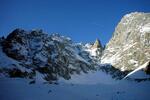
left=92, top=38, right=102, bottom=49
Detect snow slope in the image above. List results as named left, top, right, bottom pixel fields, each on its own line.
left=59, top=71, right=117, bottom=85
left=124, top=61, right=150, bottom=79
left=0, top=46, right=19, bottom=69
left=0, top=72, right=150, bottom=100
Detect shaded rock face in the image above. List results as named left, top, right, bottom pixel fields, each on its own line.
left=144, top=62, right=150, bottom=74
left=101, top=12, right=150, bottom=71
left=1, top=28, right=103, bottom=81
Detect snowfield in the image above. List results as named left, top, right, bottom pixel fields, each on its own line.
left=0, top=70, right=150, bottom=100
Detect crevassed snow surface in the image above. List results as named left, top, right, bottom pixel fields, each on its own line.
left=0, top=70, right=150, bottom=100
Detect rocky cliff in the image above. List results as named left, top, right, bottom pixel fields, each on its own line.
left=101, top=12, right=150, bottom=71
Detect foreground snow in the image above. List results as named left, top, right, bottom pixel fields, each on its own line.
left=59, top=71, right=117, bottom=85
left=0, top=71, right=150, bottom=100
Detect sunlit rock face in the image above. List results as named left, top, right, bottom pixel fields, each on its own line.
left=92, top=39, right=102, bottom=49
left=85, top=39, right=103, bottom=60
left=101, top=12, right=150, bottom=71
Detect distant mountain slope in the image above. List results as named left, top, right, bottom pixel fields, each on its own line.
left=101, top=12, right=150, bottom=71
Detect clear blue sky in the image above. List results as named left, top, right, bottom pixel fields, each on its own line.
left=0, top=0, right=150, bottom=45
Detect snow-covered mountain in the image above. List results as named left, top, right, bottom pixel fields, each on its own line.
left=0, top=28, right=103, bottom=82
left=0, top=12, right=150, bottom=100
left=101, top=12, right=150, bottom=72
left=0, top=12, right=150, bottom=81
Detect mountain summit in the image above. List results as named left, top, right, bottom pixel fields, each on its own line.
left=92, top=38, right=102, bottom=49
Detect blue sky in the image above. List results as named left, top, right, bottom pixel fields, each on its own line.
left=0, top=0, right=150, bottom=45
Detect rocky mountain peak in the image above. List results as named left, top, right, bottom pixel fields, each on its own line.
left=92, top=38, right=102, bottom=49
left=101, top=12, right=150, bottom=71
left=0, top=29, right=103, bottom=81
